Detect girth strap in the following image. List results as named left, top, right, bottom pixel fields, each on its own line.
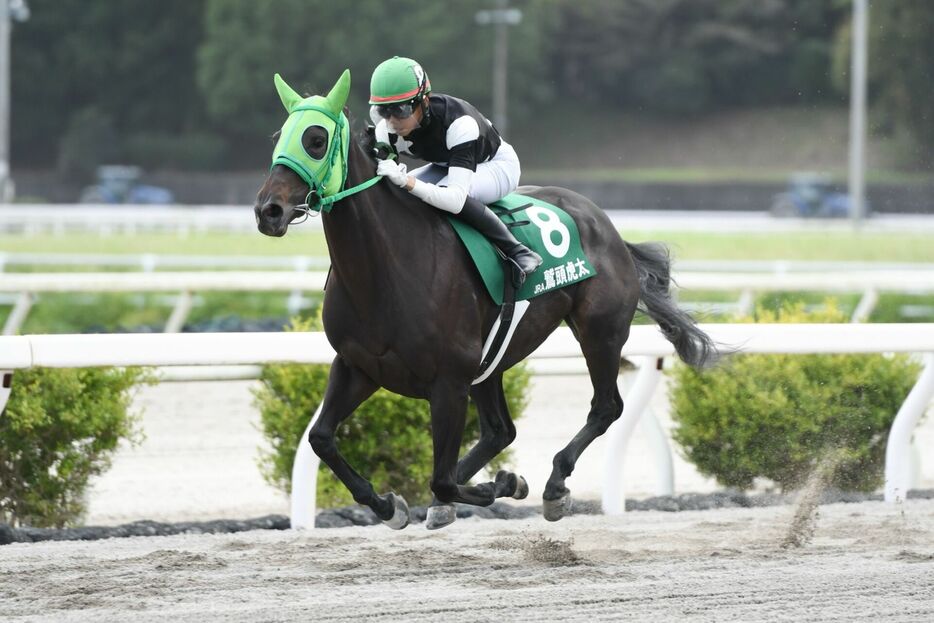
left=472, top=260, right=530, bottom=384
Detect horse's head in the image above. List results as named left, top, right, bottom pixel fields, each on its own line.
left=255, top=70, right=352, bottom=237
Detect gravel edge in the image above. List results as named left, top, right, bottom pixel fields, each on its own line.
left=3, top=488, right=932, bottom=545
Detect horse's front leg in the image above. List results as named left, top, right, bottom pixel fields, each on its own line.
left=308, top=355, right=410, bottom=529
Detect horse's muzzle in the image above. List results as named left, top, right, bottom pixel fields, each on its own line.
left=255, top=201, right=289, bottom=237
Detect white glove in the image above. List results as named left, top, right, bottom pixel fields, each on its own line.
left=376, top=159, right=409, bottom=187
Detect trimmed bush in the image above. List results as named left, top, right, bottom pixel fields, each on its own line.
left=255, top=317, right=532, bottom=507
left=0, top=367, right=148, bottom=528
left=669, top=302, right=921, bottom=492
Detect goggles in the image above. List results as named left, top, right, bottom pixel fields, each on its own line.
left=372, top=100, right=419, bottom=120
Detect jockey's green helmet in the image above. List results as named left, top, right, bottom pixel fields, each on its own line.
left=369, top=56, right=431, bottom=106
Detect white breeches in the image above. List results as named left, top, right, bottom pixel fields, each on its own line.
left=409, top=141, right=521, bottom=205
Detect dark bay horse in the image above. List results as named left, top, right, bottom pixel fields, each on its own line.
left=254, top=71, right=715, bottom=530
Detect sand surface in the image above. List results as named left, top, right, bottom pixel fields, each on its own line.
left=2, top=500, right=933, bottom=622
left=6, top=374, right=934, bottom=621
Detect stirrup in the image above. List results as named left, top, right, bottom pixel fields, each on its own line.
left=505, top=257, right=527, bottom=288
left=511, top=249, right=543, bottom=275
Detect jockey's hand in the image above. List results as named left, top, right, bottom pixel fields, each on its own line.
left=376, top=159, right=409, bottom=188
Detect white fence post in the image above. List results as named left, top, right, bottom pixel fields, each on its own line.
left=290, top=404, right=323, bottom=529
left=2, top=291, right=32, bottom=335
left=287, top=256, right=311, bottom=315
left=736, top=289, right=756, bottom=316
left=0, top=369, right=12, bottom=413
left=164, top=290, right=193, bottom=333
left=851, top=287, right=878, bottom=323
left=602, top=356, right=665, bottom=515
left=643, top=406, right=675, bottom=496
left=884, top=352, right=934, bottom=503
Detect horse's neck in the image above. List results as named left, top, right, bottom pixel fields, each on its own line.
left=322, top=138, right=436, bottom=307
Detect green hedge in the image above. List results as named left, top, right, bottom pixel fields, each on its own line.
left=669, top=302, right=922, bottom=492
left=254, top=317, right=532, bottom=507
left=0, top=367, right=148, bottom=528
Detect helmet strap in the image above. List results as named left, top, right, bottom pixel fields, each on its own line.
left=417, top=96, right=430, bottom=126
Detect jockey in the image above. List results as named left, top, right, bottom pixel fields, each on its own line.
left=369, top=56, right=542, bottom=278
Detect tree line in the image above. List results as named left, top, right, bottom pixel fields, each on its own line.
left=9, top=0, right=932, bottom=178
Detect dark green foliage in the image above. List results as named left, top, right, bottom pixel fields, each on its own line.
left=670, top=302, right=921, bottom=492
left=832, top=2, right=934, bottom=168
left=11, top=0, right=209, bottom=167
left=867, top=2, right=934, bottom=168
left=14, top=1, right=887, bottom=172
left=196, top=0, right=553, bottom=163
left=0, top=367, right=148, bottom=528
left=124, top=132, right=228, bottom=170
left=551, top=0, right=847, bottom=113
left=254, top=317, right=532, bottom=507
left=869, top=294, right=934, bottom=324
left=56, top=107, right=121, bottom=184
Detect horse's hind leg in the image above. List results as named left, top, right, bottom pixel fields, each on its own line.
left=454, top=375, right=527, bottom=498
left=543, top=320, right=627, bottom=521
left=426, top=378, right=525, bottom=530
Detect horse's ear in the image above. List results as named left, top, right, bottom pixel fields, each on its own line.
left=274, top=73, right=303, bottom=113
left=324, top=69, right=351, bottom=115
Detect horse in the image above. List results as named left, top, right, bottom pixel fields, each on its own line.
left=254, top=70, right=716, bottom=530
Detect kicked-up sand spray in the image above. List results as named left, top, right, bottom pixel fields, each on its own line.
left=781, top=449, right=849, bottom=549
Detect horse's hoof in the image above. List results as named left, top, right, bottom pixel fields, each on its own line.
left=425, top=504, right=456, bottom=530
left=513, top=475, right=529, bottom=500
left=496, top=470, right=529, bottom=500
left=383, top=493, right=410, bottom=530
left=543, top=490, right=572, bottom=522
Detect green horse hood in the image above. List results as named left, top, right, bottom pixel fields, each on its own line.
left=271, top=70, right=351, bottom=199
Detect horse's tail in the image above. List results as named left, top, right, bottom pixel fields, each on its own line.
left=625, top=241, right=718, bottom=368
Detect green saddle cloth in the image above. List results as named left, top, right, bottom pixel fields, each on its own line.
left=446, top=193, right=597, bottom=305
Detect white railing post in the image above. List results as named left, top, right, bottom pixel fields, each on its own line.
left=851, top=287, right=878, bottom=323
left=643, top=406, right=675, bottom=496
left=736, top=289, right=755, bottom=316
left=602, top=356, right=665, bottom=514
left=2, top=291, right=33, bottom=335
left=884, top=352, right=934, bottom=503
left=164, top=290, right=193, bottom=333
left=290, top=403, right=323, bottom=529
left=287, top=256, right=311, bottom=316
left=0, top=370, right=12, bottom=413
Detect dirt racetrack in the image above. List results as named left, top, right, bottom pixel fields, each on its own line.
left=2, top=499, right=932, bottom=622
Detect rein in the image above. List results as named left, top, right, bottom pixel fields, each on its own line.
left=293, top=170, right=385, bottom=219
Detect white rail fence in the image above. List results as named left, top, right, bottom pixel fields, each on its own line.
left=0, top=271, right=328, bottom=335
left=1, top=324, right=932, bottom=529
left=4, top=205, right=934, bottom=234
left=0, top=205, right=311, bottom=235
left=4, top=251, right=933, bottom=274
left=4, top=269, right=934, bottom=336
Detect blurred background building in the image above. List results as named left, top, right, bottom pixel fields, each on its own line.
left=2, top=0, right=933, bottom=213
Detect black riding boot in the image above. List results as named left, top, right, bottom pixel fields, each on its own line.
left=457, top=196, right=543, bottom=277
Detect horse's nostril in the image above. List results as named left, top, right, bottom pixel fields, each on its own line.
left=262, top=203, right=284, bottom=220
